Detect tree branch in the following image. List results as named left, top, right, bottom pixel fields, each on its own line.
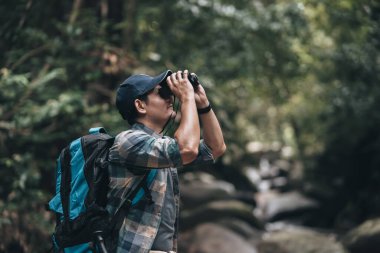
left=18, top=0, right=33, bottom=29
left=69, top=0, right=83, bottom=25
left=2, top=64, right=50, bottom=121
left=9, top=44, right=50, bottom=71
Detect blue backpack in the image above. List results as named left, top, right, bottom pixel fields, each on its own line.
left=47, top=127, right=157, bottom=253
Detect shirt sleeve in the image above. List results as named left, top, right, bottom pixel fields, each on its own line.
left=185, top=139, right=215, bottom=167
left=114, top=130, right=183, bottom=169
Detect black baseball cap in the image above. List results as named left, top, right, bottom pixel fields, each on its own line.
left=116, top=70, right=172, bottom=120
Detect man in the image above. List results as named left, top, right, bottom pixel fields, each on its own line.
left=107, top=69, right=226, bottom=253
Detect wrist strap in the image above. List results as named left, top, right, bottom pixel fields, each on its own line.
left=197, top=103, right=212, bottom=114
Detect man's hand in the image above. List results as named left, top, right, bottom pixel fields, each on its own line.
left=194, top=83, right=210, bottom=109
left=166, top=70, right=194, bottom=102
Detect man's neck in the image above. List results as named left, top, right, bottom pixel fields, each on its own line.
left=136, top=119, right=163, bottom=135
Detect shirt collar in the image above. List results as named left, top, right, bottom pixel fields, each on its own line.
left=132, top=122, right=162, bottom=138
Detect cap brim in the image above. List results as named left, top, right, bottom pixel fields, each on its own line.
left=151, top=70, right=172, bottom=87
left=138, top=70, right=172, bottom=95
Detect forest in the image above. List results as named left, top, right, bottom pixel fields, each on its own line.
left=1, top=0, right=380, bottom=252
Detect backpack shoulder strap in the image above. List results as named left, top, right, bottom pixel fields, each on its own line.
left=109, top=170, right=155, bottom=233
left=131, top=169, right=157, bottom=205
left=60, top=147, right=72, bottom=228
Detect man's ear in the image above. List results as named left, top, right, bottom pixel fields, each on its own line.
left=134, top=99, right=147, bottom=114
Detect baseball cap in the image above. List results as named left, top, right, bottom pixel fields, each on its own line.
left=116, top=70, right=172, bottom=120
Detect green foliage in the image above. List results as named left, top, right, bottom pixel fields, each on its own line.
left=301, top=0, right=380, bottom=228
left=0, top=2, right=125, bottom=250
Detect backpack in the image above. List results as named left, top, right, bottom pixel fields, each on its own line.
left=47, top=127, right=157, bottom=253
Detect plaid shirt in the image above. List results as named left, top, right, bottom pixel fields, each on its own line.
left=106, top=123, right=214, bottom=253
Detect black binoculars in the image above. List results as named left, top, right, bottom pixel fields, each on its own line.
left=158, top=73, right=200, bottom=99
left=188, top=73, right=200, bottom=88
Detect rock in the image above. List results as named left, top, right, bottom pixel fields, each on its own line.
left=179, top=223, right=258, bottom=253
left=259, top=191, right=320, bottom=222
left=259, top=158, right=276, bottom=179
left=180, top=174, right=256, bottom=208
left=342, top=218, right=380, bottom=253
left=270, top=177, right=289, bottom=191
left=180, top=180, right=236, bottom=207
left=181, top=171, right=219, bottom=184
left=303, top=182, right=337, bottom=201
left=273, top=160, right=291, bottom=175
left=257, top=226, right=347, bottom=253
left=217, top=218, right=263, bottom=239
left=257, top=177, right=289, bottom=192
left=180, top=200, right=264, bottom=230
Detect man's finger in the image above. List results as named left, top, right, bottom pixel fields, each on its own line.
left=177, top=70, right=183, bottom=81
left=183, top=69, right=189, bottom=78
left=170, top=72, right=178, bottom=83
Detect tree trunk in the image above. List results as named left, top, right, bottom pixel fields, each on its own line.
left=69, top=0, right=83, bottom=25
left=123, top=0, right=137, bottom=52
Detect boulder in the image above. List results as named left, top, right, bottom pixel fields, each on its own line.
left=258, top=226, right=347, bottom=253
left=180, top=173, right=256, bottom=208
left=180, top=180, right=235, bottom=207
left=342, top=218, right=380, bottom=253
left=217, top=218, right=263, bottom=239
left=180, top=200, right=264, bottom=230
left=259, top=191, right=320, bottom=222
left=179, top=223, right=258, bottom=253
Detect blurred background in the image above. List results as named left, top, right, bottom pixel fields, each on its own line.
left=1, top=0, right=380, bottom=252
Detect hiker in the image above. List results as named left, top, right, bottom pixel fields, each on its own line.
left=107, top=69, right=226, bottom=253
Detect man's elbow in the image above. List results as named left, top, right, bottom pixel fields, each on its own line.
left=213, top=143, right=227, bottom=158
left=181, top=147, right=199, bottom=164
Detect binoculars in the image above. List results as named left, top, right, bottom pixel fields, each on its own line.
left=187, top=73, right=200, bottom=88
left=159, top=73, right=200, bottom=99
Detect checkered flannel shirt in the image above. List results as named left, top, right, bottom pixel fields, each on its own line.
left=106, top=123, right=214, bottom=253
